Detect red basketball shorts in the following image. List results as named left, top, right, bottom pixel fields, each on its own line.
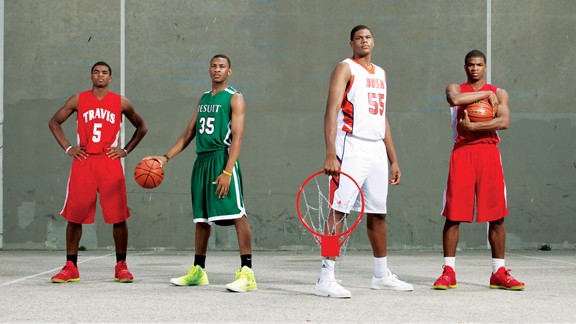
left=60, top=155, right=130, bottom=224
left=441, top=144, right=508, bottom=222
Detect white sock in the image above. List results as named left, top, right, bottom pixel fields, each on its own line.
left=319, top=258, right=336, bottom=282
left=444, top=257, right=456, bottom=270
left=492, top=258, right=505, bottom=274
left=374, top=257, right=388, bottom=278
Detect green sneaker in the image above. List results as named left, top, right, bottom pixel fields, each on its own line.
left=170, top=265, right=209, bottom=286
left=226, top=266, right=257, bottom=292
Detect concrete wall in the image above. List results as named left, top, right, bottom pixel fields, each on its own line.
left=3, top=0, right=575, bottom=251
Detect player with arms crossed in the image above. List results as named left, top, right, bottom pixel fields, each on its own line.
left=433, top=50, right=525, bottom=290
left=146, top=54, right=256, bottom=293
left=48, top=61, right=148, bottom=283
left=319, top=25, right=413, bottom=298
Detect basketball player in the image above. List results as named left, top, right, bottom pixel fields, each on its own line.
left=48, top=61, right=148, bottom=283
left=319, top=25, right=413, bottom=298
left=145, top=54, right=256, bottom=293
left=433, top=50, right=524, bottom=290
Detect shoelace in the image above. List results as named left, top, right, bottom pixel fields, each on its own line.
left=323, top=280, right=347, bottom=292
left=498, top=269, right=517, bottom=284
left=319, top=279, right=343, bottom=284
left=237, top=269, right=251, bottom=279
left=186, top=269, right=201, bottom=279
left=504, top=270, right=514, bottom=284
left=440, top=268, right=454, bottom=278
left=385, top=270, right=400, bottom=281
left=440, top=275, right=452, bottom=281
left=117, top=264, right=130, bottom=275
left=56, top=266, right=74, bottom=278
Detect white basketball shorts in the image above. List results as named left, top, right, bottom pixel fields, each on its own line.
left=330, top=132, right=389, bottom=214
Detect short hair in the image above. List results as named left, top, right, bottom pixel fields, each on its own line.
left=350, top=25, right=372, bottom=41
left=91, top=61, right=112, bottom=76
left=464, top=50, right=486, bottom=64
left=211, top=54, right=231, bottom=68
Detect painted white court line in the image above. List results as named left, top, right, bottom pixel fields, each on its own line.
left=508, top=252, right=576, bottom=266
left=0, top=253, right=115, bottom=286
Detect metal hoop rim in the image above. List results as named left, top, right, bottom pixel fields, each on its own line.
left=296, top=170, right=365, bottom=241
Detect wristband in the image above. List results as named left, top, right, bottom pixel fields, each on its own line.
left=122, top=149, right=128, bottom=155
left=65, top=146, right=72, bottom=154
left=163, top=154, right=170, bottom=162
left=222, top=170, right=232, bottom=177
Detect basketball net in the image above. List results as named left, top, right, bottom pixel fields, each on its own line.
left=297, top=171, right=364, bottom=259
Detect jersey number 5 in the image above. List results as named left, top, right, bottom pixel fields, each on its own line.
left=199, top=117, right=215, bottom=134
left=368, top=93, right=385, bottom=116
left=92, top=123, right=102, bottom=143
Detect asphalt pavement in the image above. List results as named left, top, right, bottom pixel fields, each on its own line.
left=1, top=249, right=575, bottom=323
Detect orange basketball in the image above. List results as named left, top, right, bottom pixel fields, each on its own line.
left=134, top=158, right=164, bottom=189
left=465, top=100, right=495, bottom=122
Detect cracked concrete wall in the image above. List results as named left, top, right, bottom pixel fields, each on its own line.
left=3, top=0, right=575, bottom=251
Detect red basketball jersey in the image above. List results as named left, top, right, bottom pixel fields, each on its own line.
left=76, top=90, right=122, bottom=154
left=450, top=82, right=500, bottom=146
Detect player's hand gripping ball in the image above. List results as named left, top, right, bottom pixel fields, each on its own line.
left=134, top=158, right=164, bottom=189
left=465, top=100, right=495, bottom=122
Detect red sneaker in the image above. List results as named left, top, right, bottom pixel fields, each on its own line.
left=51, top=261, right=80, bottom=283
left=433, top=265, right=457, bottom=290
left=115, top=261, right=134, bottom=283
left=490, top=267, right=525, bottom=290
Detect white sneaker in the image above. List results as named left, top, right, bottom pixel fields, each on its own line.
left=315, top=279, right=352, bottom=298
left=371, top=270, right=414, bottom=291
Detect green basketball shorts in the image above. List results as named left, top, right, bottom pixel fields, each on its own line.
left=191, top=149, right=246, bottom=224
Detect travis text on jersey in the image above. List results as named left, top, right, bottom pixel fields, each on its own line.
left=82, top=108, right=116, bottom=124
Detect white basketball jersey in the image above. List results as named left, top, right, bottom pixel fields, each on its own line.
left=337, top=58, right=387, bottom=140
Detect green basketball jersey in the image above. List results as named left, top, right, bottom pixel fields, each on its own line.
left=195, top=87, right=237, bottom=154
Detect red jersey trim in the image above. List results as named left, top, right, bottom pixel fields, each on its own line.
left=349, top=57, right=375, bottom=74
left=341, top=75, right=355, bottom=132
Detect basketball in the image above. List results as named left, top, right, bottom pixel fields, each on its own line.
left=134, top=158, right=164, bottom=189
left=465, top=100, right=495, bottom=122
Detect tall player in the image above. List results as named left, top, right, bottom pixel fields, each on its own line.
left=433, top=50, right=524, bottom=290
left=145, top=54, right=256, bottom=293
left=318, top=25, right=413, bottom=298
left=48, top=61, right=148, bottom=283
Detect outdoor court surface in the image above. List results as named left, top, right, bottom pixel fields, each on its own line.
left=1, top=249, right=575, bottom=323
